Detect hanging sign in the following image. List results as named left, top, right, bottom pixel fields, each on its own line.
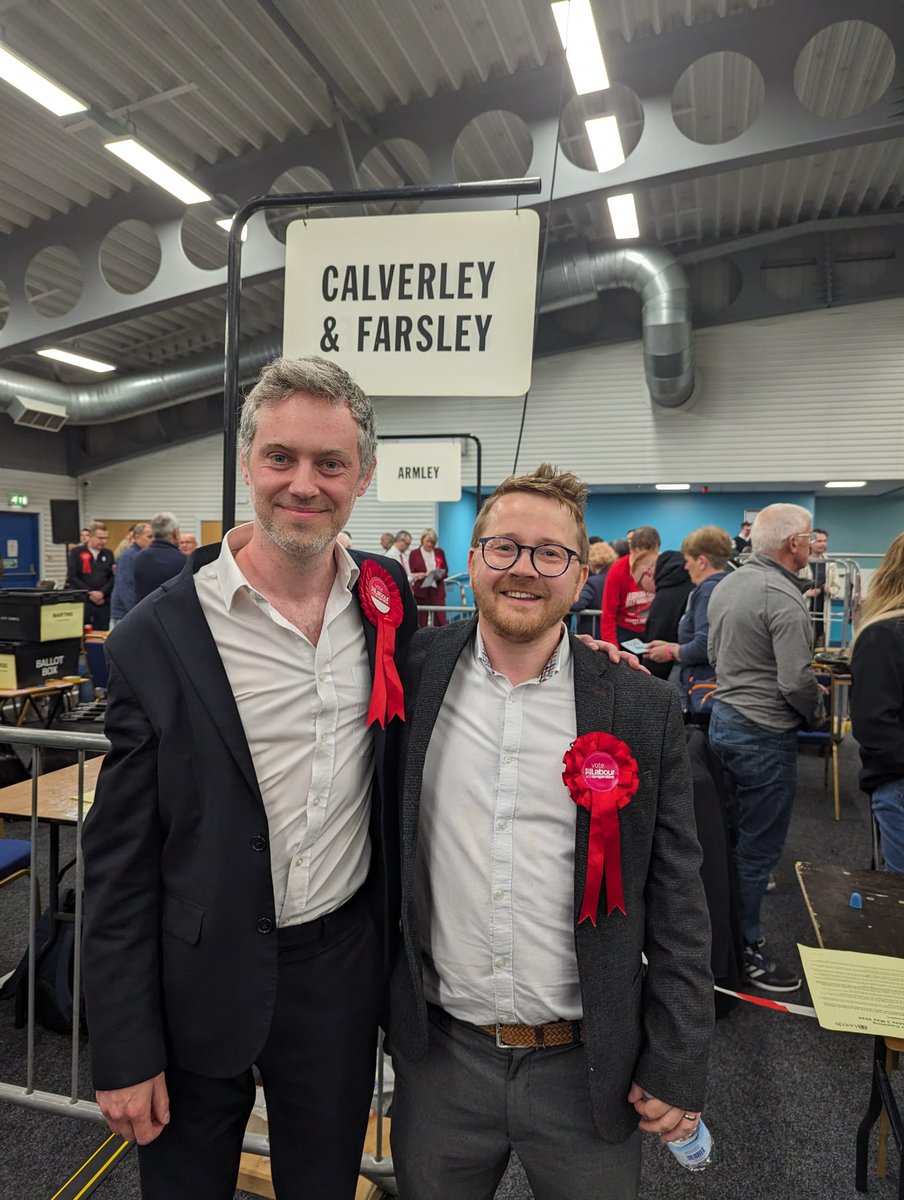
left=377, top=442, right=462, bottom=502
left=283, top=210, right=540, bottom=396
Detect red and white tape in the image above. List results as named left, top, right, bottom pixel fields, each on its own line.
left=715, top=984, right=817, bottom=1018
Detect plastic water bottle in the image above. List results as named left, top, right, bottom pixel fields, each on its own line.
left=667, top=1118, right=713, bottom=1171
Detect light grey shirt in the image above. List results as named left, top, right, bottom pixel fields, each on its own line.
left=195, top=525, right=373, bottom=925
left=416, top=624, right=582, bottom=1025
left=707, top=552, right=825, bottom=731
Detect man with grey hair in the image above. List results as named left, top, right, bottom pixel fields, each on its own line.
left=82, top=356, right=417, bottom=1200
left=133, top=511, right=185, bottom=602
left=707, top=503, right=825, bottom=993
left=386, top=529, right=412, bottom=572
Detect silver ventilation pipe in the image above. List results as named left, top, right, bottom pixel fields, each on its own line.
left=0, top=246, right=692, bottom=424
left=0, top=333, right=283, bottom=426
left=539, top=245, right=694, bottom=408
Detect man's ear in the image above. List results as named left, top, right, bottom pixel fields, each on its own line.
left=357, top=456, right=376, bottom=497
left=572, top=564, right=590, bottom=602
left=239, top=450, right=250, bottom=487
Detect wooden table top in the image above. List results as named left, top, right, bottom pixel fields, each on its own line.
left=0, top=755, right=103, bottom=822
left=796, top=861, right=904, bottom=957
left=0, top=676, right=85, bottom=699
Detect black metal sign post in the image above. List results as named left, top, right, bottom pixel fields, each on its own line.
left=221, top=178, right=541, bottom=530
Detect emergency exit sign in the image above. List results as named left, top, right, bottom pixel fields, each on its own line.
left=8, top=494, right=27, bottom=506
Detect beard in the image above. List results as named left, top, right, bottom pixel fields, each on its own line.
left=471, top=571, right=574, bottom=644
left=252, top=489, right=344, bottom=561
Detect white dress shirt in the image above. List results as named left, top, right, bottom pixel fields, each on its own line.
left=195, top=525, right=373, bottom=925
left=386, top=544, right=409, bottom=573
left=416, top=625, right=582, bottom=1025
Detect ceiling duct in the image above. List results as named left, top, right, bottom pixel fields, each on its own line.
left=538, top=245, right=694, bottom=408
left=0, top=245, right=694, bottom=426
left=0, top=333, right=282, bottom=427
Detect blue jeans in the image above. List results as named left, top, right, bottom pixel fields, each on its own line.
left=872, top=778, right=904, bottom=873
left=708, top=701, right=799, bottom=946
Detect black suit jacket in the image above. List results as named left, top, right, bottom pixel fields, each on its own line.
left=82, top=545, right=417, bottom=1091
left=389, top=618, right=714, bottom=1143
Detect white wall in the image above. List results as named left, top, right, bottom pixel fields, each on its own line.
left=59, top=295, right=904, bottom=542
left=0, top=468, right=78, bottom=583
left=79, top=438, right=436, bottom=554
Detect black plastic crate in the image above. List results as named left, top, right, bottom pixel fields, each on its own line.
left=0, top=639, right=81, bottom=690
left=0, top=590, right=86, bottom=642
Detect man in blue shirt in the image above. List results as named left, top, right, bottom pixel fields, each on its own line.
left=110, top=522, right=153, bottom=625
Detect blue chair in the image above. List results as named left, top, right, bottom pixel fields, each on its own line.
left=797, top=670, right=842, bottom=819
left=0, top=819, right=40, bottom=917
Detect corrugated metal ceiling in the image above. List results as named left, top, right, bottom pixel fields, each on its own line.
left=0, top=0, right=901, bottom=373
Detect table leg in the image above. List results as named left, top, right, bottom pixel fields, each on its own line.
left=857, top=1037, right=888, bottom=1192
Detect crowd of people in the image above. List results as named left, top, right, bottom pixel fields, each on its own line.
left=60, top=515, right=199, bottom=629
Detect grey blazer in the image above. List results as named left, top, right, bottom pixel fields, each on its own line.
left=389, top=617, right=714, bottom=1144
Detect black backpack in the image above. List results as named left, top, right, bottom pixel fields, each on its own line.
left=1, top=880, right=84, bottom=1035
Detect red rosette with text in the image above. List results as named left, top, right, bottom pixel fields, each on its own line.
left=358, top=559, right=405, bottom=728
left=562, top=732, right=639, bottom=922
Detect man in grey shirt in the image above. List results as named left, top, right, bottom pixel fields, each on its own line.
left=707, top=503, right=825, bottom=993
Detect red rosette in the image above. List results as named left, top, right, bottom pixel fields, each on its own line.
left=358, top=559, right=405, bottom=728
left=562, top=731, right=640, bottom=922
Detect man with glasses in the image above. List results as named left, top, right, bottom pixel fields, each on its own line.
left=707, top=504, right=825, bottom=993
left=389, top=464, right=713, bottom=1200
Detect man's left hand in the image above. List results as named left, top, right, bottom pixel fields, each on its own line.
left=627, top=1082, right=701, bottom=1144
left=574, top=635, right=649, bottom=672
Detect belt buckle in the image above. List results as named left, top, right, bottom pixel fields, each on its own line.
left=494, top=1024, right=515, bottom=1049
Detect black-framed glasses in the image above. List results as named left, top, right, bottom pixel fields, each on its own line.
left=476, top=536, right=582, bottom=577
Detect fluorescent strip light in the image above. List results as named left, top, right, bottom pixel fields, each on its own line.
left=0, top=42, right=86, bottom=115
left=38, top=348, right=116, bottom=373
left=655, top=483, right=690, bottom=491
left=105, top=138, right=211, bottom=204
left=551, top=0, right=609, bottom=94
left=824, top=481, right=866, bottom=489
left=584, top=115, right=624, bottom=173
left=608, top=192, right=640, bottom=239
left=216, top=217, right=248, bottom=241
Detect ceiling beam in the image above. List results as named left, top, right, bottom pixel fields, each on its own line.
left=2, top=0, right=904, bottom=359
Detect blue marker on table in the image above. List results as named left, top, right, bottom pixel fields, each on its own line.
left=849, top=892, right=863, bottom=909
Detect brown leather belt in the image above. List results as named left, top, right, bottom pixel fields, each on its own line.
left=479, top=1019, right=584, bottom=1049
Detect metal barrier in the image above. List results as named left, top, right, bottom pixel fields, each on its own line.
left=0, top=725, right=397, bottom=1194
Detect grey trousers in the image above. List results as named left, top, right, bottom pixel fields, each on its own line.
left=391, top=1007, right=641, bottom=1200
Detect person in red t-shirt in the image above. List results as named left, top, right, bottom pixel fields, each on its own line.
left=600, top=525, right=660, bottom=646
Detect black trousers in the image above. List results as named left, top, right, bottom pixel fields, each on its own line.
left=137, top=888, right=381, bottom=1200
left=86, top=600, right=110, bottom=631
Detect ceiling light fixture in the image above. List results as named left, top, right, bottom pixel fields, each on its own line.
left=551, top=0, right=609, bottom=94
left=105, top=138, right=211, bottom=205
left=607, top=192, right=640, bottom=239
left=37, top=348, right=116, bottom=373
left=824, top=481, right=867, bottom=489
left=584, top=115, right=624, bottom=173
left=0, top=41, right=87, bottom=115
left=655, top=483, right=690, bottom=491
left=216, top=217, right=248, bottom=241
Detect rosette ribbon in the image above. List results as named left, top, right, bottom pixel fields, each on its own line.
left=358, top=559, right=405, bottom=728
left=562, top=732, right=639, bottom=923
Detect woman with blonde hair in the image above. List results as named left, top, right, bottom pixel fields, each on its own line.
left=408, top=527, right=449, bottom=628
left=571, top=540, right=617, bottom=637
left=850, top=531, right=904, bottom=871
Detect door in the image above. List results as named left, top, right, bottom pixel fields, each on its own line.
left=0, top=511, right=40, bottom=589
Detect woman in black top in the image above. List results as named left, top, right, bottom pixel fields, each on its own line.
left=850, top=532, right=904, bottom=872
